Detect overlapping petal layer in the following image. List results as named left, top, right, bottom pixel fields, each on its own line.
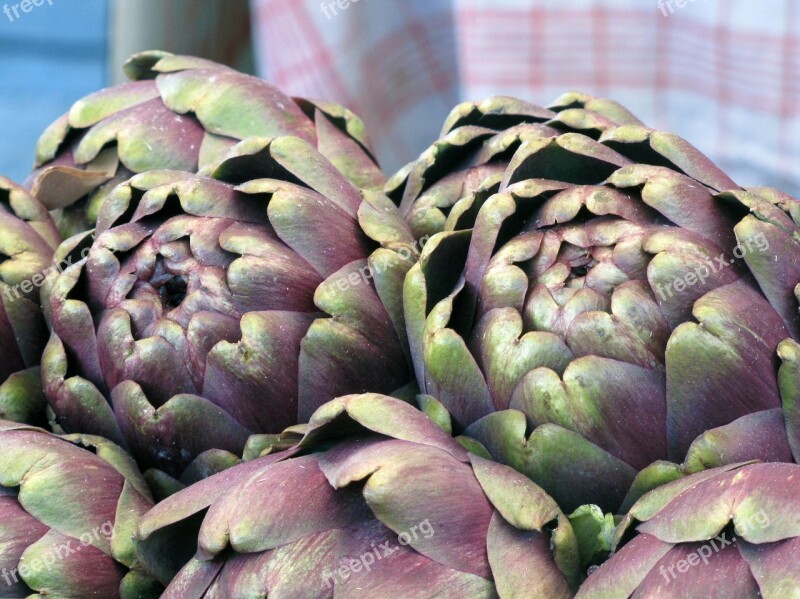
left=0, top=178, right=60, bottom=425
left=577, top=462, right=800, bottom=599
left=391, top=93, right=800, bottom=512
left=28, top=51, right=385, bottom=237
left=0, top=420, right=160, bottom=598
left=42, top=138, right=415, bottom=476
left=136, top=394, right=581, bottom=598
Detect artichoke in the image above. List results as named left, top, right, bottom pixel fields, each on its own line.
left=41, top=136, right=415, bottom=477
left=0, top=177, right=61, bottom=425
left=136, top=394, right=581, bottom=598
left=28, top=50, right=385, bottom=237
left=577, top=462, right=800, bottom=598
left=0, top=420, right=160, bottom=598
left=389, top=93, right=800, bottom=512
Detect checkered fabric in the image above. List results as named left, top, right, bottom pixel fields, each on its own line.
left=250, top=0, right=800, bottom=196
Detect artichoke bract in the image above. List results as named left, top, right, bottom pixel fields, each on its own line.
left=28, top=50, right=385, bottom=237
left=0, top=177, right=61, bottom=425
left=391, top=92, right=800, bottom=512
left=42, top=137, right=415, bottom=476
left=0, top=420, right=160, bottom=598
left=136, top=394, right=581, bottom=598
left=577, top=462, right=800, bottom=598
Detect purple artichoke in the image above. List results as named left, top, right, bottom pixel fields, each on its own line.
left=386, top=92, right=800, bottom=512
left=28, top=50, right=385, bottom=237
left=136, top=394, right=581, bottom=598
left=578, top=462, right=800, bottom=598
left=41, top=136, right=415, bottom=476
left=0, top=177, right=61, bottom=425
left=0, top=420, right=160, bottom=598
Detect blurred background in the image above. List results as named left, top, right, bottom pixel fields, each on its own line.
left=1, top=0, right=798, bottom=194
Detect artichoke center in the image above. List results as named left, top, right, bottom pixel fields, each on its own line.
left=566, top=252, right=597, bottom=285
left=157, top=275, right=188, bottom=308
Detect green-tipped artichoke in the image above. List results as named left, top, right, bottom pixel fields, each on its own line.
left=386, top=92, right=800, bottom=512
left=136, top=394, right=581, bottom=598
left=41, top=137, right=415, bottom=477
left=0, top=420, right=160, bottom=598
left=577, top=462, right=800, bottom=598
left=0, top=178, right=61, bottom=425
left=28, top=50, right=385, bottom=237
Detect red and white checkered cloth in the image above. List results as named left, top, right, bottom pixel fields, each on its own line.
left=250, top=0, right=800, bottom=196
